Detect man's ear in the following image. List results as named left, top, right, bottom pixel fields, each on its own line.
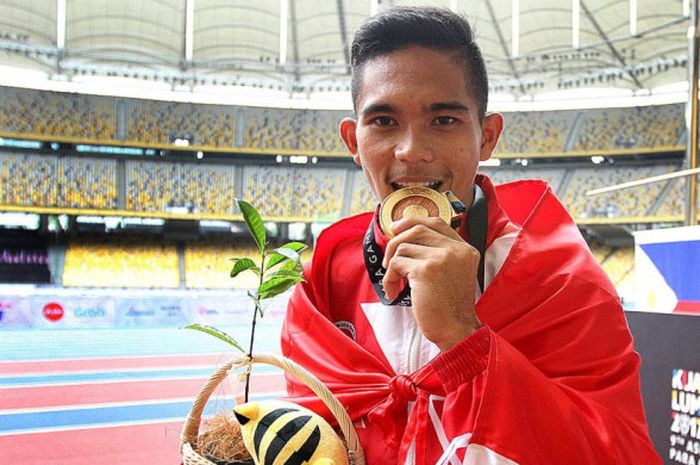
left=479, top=112, right=504, bottom=162
left=340, top=117, right=360, bottom=165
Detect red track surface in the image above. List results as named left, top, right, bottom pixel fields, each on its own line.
left=3, top=373, right=286, bottom=410
left=0, top=354, right=287, bottom=465
left=0, top=421, right=184, bottom=465
left=0, top=353, right=231, bottom=375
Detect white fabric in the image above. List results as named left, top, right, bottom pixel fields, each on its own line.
left=463, top=444, right=520, bottom=465
left=361, top=230, right=519, bottom=374
left=436, top=436, right=522, bottom=465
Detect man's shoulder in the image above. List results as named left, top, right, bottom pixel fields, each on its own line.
left=493, top=178, right=553, bottom=225
left=491, top=178, right=619, bottom=299
left=316, top=212, right=373, bottom=252
left=309, top=212, right=372, bottom=278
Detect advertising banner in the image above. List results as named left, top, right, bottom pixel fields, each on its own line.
left=185, top=294, right=253, bottom=327
left=115, top=297, right=188, bottom=327
left=0, top=288, right=290, bottom=329
left=0, top=296, right=32, bottom=328
left=29, top=296, right=115, bottom=328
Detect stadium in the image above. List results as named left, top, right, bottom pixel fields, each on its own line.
left=0, top=1, right=698, bottom=464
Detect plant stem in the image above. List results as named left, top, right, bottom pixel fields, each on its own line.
left=244, top=248, right=266, bottom=403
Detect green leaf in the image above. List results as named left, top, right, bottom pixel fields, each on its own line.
left=267, top=269, right=305, bottom=281
left=279, top=259, right=303, bottom=273
left=230, top=257, right=259, bottom=278
left=237, top=199, right=266, bottom=252
left=258, top=276, right=305, bottom=299
left=265, top=242, right=307, bottom=271
left=280, top=241, right=308, bottom=253
left=184, top=324, right=245, bottom=353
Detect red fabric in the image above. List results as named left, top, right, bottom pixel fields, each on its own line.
left=281, top=177, right=660, bottom=465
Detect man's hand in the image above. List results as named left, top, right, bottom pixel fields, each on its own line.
left=382, top=216, right=481, bottom=351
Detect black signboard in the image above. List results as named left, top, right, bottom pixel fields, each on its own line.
left=627, top=311, right=700, bottom=465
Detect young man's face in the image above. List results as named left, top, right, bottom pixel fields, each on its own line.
left=340, top=45, right=503, bottom=205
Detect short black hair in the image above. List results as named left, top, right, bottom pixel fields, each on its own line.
left=350, top=6, right=488, bottom=120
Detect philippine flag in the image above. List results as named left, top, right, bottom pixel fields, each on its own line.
left=633, top=225, right=700, bottom=314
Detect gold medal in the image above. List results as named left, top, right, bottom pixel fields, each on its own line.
left=379, top=186, right=462, bottom=238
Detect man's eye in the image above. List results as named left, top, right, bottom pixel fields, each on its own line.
left=434, top=116, right=457, bottom=125
left=372, top=116, right=396, bottom=126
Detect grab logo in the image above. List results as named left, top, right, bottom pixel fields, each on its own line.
left=43, top=302, right=64, bottom=322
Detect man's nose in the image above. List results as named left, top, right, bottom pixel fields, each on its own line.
left=394, top=128, right=434, bottom=163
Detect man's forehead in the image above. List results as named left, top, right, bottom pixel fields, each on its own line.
left=353, top=46, right=476, bottom=112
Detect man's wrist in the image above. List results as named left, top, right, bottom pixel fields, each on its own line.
left=434, top=319, right=482, bottom=352
left=431, top=325, right=491, bottom=392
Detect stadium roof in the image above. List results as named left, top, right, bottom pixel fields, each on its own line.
left=0, top=0, right=692, bottom=108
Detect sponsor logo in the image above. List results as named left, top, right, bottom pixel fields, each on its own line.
left=335, top=320, right=356, bottom=341
left=74, top=307, right=106, bottom=318
left=160, top=304, right=182, bottom=317
left=126, top=307, right=155, bottom=317
left=197, top=306, right=220, bottom=316
left=43, top=302, right=64, bottom=322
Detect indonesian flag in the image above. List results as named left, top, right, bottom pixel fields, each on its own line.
left=282, top=177, right=661, bottom=465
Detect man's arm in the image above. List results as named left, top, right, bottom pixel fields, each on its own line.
left=382, top=215, right=481, bottom=350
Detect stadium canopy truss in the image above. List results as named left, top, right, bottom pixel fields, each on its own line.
left=0, top=0, right=693, bottom=106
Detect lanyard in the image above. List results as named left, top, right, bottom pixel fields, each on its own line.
left=363, top=184, right=488, bottom=306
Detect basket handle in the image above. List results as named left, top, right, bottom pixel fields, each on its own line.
left=180, top=353, right=365, bottom=465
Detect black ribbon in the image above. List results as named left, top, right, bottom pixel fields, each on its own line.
left=363, top=185, right=488, bottom=306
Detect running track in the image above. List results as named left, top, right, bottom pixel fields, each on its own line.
left=0, top=325, right=286, bottom=465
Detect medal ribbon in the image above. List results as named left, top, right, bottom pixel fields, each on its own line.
left=363, top=185, right=488, bottom=306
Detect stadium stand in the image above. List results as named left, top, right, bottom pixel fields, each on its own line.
left=57, top=157, right=118, bottom=209
left=589, top=243, right=613, bottom=264
left=496, top=110, right=576, bottom=154
left=242, top=165, right=346, bottom=219
left=0, top=86, right=688, bottom=158
left=176, top=162, right=236, bottom=214
left=655, top=177, right=687, bottom=217
left=481, top=166, right=566, bottom=193
left=563, top=163, right=679, bottom=219
left=572, top=104, right=684, bottom=151
left=126, top=100, right=236, bottom=147
left=125, top=159, right=236, bottom=214
left=1, top=152, right=57, bottom=207
left=349, top=169, right=377, bottom=215
left=0, top=152, right=118, bottom=210
left=296, top=110, right=347, bottom=152
left=184, top=241, right=261, bottom=289
left=600, top=247, right=635, bottom=287
left=0, top=87, right=116, bottom=140
left=62, top=235, right=180, bottom=288
left=184, top=239, right=314, bottom=289
left=243, top=108, right=300, bottom=151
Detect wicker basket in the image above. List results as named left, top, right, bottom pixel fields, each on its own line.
left=180, top=353, right=366, bottom=465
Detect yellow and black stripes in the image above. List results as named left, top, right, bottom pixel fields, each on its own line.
left=235, top=404, right=328, bottom=465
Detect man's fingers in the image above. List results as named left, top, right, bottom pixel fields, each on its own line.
left=390, top=216, right=460, bottom=239
left=382, top=255, right=413, bottom=301
left=382, top=220, right=466, bottom=268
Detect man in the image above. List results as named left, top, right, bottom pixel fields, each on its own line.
left=282, top=6, right=660, bottom=465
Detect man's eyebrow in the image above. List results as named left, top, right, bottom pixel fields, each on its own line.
left=428, top=101, right=471, bottom=112
left=360, top=103, right=395, bottom=117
